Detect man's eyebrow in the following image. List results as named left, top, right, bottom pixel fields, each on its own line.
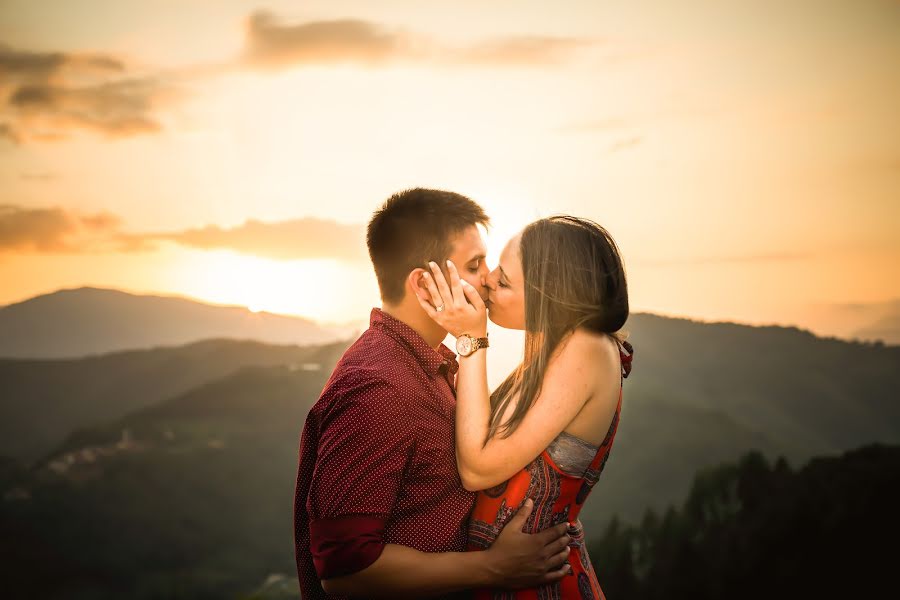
left=466, top=253, right=486, bottom=263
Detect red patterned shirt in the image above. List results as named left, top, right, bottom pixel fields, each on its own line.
left=294, top=308, right=477, bottom=599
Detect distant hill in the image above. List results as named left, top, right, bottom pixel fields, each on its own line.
left=1, top=313, right=898, bottom=598
left=0, top=361, right=338, bottom=600
left=588, top=313, right=900, bottom=527
left=807, top=298, right=900, bottom=345
left=0, top=286, right=359, bottom=359
left=854, top=310, right=900, bottom=345
left=0, top=338, right=351, bottom=464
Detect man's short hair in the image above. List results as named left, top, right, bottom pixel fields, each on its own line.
left=367, top=188, right=490, bottom=304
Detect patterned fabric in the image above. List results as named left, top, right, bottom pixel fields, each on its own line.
left=545, top=430, right=602, bottom=477
left=465, top=337, right=633, bottom=600
left=294, top=308, right=477, bottom=600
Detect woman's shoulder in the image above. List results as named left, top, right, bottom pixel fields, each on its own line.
left=567, top=327, right=621, bottom=358
left=544, top=329, right=618, bottom=382
left=562, top=328, right=630, bottom=383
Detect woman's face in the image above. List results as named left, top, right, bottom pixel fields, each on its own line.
left=485, top=232, right=526, bottom=330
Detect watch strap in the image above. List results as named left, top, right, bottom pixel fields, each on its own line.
left=470, top=336, right=489, bottom=352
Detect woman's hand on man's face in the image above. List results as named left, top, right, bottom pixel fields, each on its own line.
left=416, top=259, right=487, bottom=338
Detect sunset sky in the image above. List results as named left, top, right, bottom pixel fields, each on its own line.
left=1, top=0, right=898, bottom=338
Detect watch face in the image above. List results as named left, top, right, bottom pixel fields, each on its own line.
left=457, top=336, right=472, bottom=356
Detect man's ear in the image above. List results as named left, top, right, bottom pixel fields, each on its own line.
left=406, top=268, right=429, bottom=301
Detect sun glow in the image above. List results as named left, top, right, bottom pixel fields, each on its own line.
left=169, top=249, right=379, bottom=322
left=465, top=185, right=537, bottom=267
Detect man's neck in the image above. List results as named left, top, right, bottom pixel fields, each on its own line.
left=381, top=300, right=448, bottom=349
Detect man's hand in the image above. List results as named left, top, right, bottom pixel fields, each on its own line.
left=319, top=499, right=571, bottom=598
left=483, top=499, right=573, bottom=589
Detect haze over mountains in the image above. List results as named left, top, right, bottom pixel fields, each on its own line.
left=2, top=288, right=897, bottom=363
left=1, top=286, right=898, bottom=598
left=0, top=287, right=359, bottom=360
left=796, top=298, right=900, bottom=346
left=0, top=339, right=346, bottom=464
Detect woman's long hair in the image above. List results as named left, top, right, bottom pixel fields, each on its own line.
left=485, top=215, right=629, bottom=445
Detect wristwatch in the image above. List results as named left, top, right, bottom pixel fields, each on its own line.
left=456, top=333, right=489, bottom=357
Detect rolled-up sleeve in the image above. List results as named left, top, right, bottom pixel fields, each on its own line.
left=306, top=378, right=414, bottom=579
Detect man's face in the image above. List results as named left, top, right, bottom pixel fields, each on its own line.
left=446, top=225, right=490, bottom=302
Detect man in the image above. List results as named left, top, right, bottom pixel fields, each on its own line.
left=294, top=188, right=572, bottom=599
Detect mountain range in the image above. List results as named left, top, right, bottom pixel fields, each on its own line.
left=1, top=287, right=898, bottom=598
left=0, top=286, right=358, bottom=359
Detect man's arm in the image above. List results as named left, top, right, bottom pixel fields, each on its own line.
left=322, top=499, right=573, bottom=598
left=305, top=380, right=572, bottom=597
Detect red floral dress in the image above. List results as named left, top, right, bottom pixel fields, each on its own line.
left=465, top=339, right=633, bottom=600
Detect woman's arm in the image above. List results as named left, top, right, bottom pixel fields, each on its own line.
left=418, top=260, right=599, bottom=491
left=454, top=329, right=598, bottom=490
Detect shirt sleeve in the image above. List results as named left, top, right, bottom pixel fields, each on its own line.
left=306, top=377, right=415, bottom=580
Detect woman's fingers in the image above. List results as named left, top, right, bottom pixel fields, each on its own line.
left=460, top=278, right=486, bottom=312
left=445, top=260, right=466, bottom=307
left=420, top=269, right=446, bottom=309
left=427, top=261, right=454, bottom=307
left=414, top=285, right=438, bottom=318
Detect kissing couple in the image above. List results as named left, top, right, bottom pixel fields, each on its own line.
left=295, top=188, right=634, bottom=599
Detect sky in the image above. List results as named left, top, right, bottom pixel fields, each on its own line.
left=1, top=0, right=898, bottom=338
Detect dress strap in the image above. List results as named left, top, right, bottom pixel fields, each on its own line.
left=616, top=338, right=634, bottom=379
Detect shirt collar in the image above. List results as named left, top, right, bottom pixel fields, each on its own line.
left=370, top=308, right=459, bottom=377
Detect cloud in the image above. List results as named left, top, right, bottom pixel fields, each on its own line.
left=19, top=171, right=60, bottom=182
left=0, top=43, right=125, bottom=85
left=242, top=11, right=415, bottom=68
left=0, top=122, right=20, bottom=143
left=609, top=136, right=643, bottom=152
left=1, top=14, right=596, bottom=144
left=457, top=35, right=591, bottom=66
left=140, top=217, right=367, bottom=261
left=0, top=42, right=175, bottom=144
left=7, top=78, right=167, bottom=140
left=0, top=204, right=126, bottom=253
left=240, top=11, right=592, bottom=70
left=0, top=204, right=366, bottom=261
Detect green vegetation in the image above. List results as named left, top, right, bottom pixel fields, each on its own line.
left=590, top=443, right=898, bottom=598
left=1, top=314, right=897, bottom=598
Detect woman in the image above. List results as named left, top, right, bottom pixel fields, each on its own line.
left=416, top=215, right=634, bottom=599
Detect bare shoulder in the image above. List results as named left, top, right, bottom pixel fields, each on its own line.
left=549, top=328, right=618, bottom=375
left=566, top=328, right=621, bottom=383
left=567, top=327, right=619, bottom=358
left=558, top=330, right=621, bottom=443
